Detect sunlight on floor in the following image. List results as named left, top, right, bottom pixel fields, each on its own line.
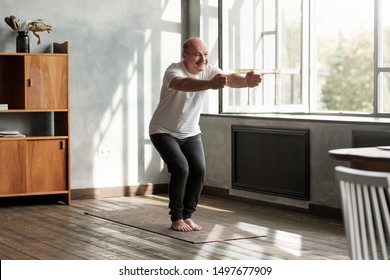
left=235, top=222, right=303, bottom=257
left=198, top=204, right=235, bottom=213
left=273, top=230, right=302, bottom=257
left=236, top=221, right=269, bottom=235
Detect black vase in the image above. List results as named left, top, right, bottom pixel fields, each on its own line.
left=16, top=31, right=30, bottom=53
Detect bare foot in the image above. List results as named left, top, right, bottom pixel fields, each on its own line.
left=171, top=219, right=193, bottom=232
left=184, top=218, right=202, bottom=231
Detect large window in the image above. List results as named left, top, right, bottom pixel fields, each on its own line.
left=221, top=0, right=304, bottom=113
left=206, top=0, right=390, bottom=116
left=313, top=0, right=374, bottom=113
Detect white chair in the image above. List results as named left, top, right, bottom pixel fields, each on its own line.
left=335, top=166, right=390, bottom=260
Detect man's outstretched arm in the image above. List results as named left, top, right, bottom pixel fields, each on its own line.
left=227, top=71, right=262, bottom=88
left=169, top=74, right=228, bottom=92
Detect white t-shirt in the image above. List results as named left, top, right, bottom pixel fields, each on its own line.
left=149, top=61, right=223, bottom=139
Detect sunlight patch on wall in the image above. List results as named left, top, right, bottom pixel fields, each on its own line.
left=127, top=51, right=140, bottom=184
left=161, top=0, right=181, bottom=23
left=92, top=54, right=140, bottom=187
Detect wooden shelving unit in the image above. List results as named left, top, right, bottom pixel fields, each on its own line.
left=0, top=42, right=71, bottom=205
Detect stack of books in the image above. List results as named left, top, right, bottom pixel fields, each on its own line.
left=0, top=104, right=8, bottom=110
left=0, top=131, right=26, bottom=138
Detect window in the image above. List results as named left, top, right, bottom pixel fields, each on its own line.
left=200, top=0, right=220, bottom=114
left=221, top=0, right=305, bottom=113
left=312, top=0, right=374, bottom=113
left=377, top=0, right=390, bottom=113
left=205, top=0, right=390, bottom=116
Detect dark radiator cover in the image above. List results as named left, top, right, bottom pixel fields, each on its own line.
left=232, top=126, right=310, bottom=200
left=352, top=130, right=390, bottom=148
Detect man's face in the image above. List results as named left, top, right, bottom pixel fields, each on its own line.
left=182, top=39, right=209, bottom=74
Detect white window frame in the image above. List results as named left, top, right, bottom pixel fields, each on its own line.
left=216, top=0, right=390, bottom=117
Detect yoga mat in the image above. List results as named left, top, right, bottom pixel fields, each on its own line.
left=85, top=207, right=267, bottom=244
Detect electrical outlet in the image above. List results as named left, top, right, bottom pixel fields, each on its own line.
left=97, top=148, right=112, bottom=158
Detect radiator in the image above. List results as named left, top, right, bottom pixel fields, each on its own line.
left=352, top=130, right=390, bottom=147
left=231, top=126, right=310, bottom=200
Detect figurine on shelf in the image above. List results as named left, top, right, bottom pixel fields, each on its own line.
left=26, top=19, right=54, bottom=45
left=4, top=15, right=53, bottom=46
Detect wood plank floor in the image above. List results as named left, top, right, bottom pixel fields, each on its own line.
left=0, top=194, right=349, bottom=260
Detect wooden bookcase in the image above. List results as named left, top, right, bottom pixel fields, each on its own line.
left=0, top=42, right=71, bottom=205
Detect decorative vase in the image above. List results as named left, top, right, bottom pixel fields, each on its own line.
left=16, top=31, right=30, bottom=53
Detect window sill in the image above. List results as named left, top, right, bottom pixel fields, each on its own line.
left=201, top=113, right=390, bottom=124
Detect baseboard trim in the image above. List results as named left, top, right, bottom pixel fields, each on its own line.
left=308, top=203, right=342, bottom=220
left=202, top=185, right=342, bottom=220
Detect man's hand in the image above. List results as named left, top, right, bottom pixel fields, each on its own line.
left=245, top=71, right=262, bottom=88
left=210, top=73, right=228, bottom=89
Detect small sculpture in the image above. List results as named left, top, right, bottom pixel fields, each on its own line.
left=26, top=19, right=54, bottom=45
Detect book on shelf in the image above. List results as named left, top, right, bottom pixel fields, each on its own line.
left=0, top=131, right=26, bottom=137
left=0, top=104, right=8, bottom=110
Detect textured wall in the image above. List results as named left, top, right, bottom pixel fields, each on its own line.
left=0, top=0, right=182, bottom=189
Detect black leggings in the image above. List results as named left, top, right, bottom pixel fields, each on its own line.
left=150, top=133, right=206, bottom=221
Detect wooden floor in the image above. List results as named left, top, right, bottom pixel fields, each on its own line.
left=0, top=194, right=349, bottom=260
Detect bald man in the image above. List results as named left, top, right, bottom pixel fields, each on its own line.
left=149, top=37, right=262, bottom=232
